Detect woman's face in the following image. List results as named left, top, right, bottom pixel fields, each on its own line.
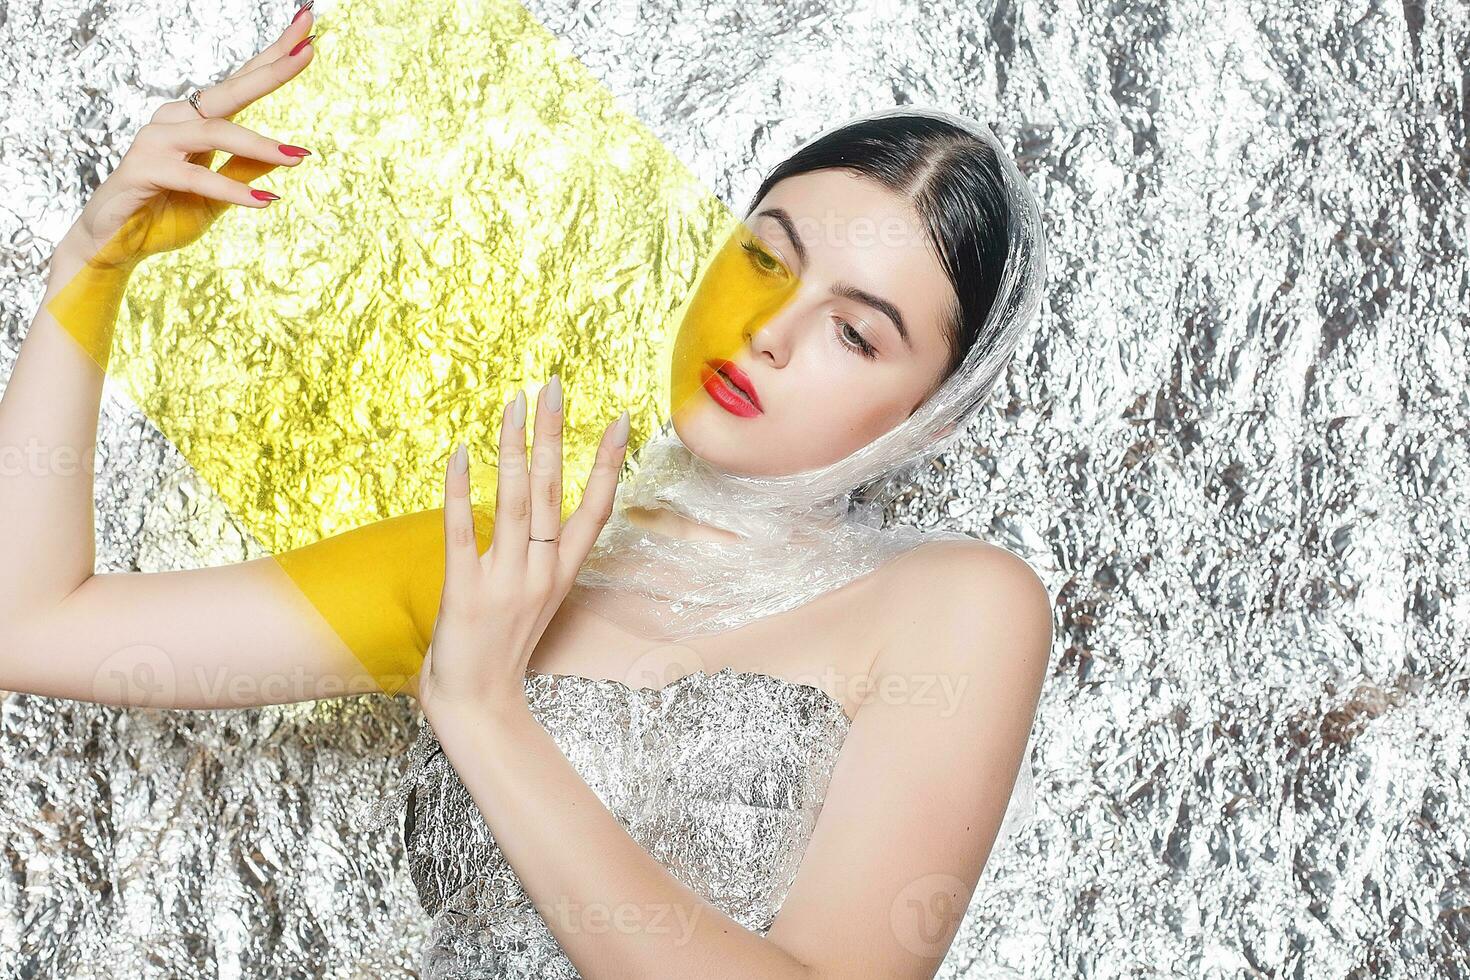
left=669, top=168, right=956, bottom=477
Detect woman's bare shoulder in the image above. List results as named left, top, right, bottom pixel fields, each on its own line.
left=871, top=537, right=1052, bottom=662
left=882, top=537, right=1046, bottom=595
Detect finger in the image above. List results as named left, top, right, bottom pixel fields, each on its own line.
left=488, top=389, right=530, bottom=582
left=215, top=153, right=285, bottom=188
left=556, top=410, right=629, bottom=588
left=191, top=30, right=316, bottom=123
left=152, top=157, right=281, bottom=209
left=526, top=376, right=564, bottom=587
left=226, top=2, right=315, bottom=81
left=147, top=116, right=308, bottom=175
left=441, top=442, right=479, bottom=604
left=148, top=6, right=314, bottom=133
left=163, top=115, right=306, bottom=190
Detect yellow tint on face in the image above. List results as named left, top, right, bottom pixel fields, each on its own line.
left=669, top=216, right=801, bottom=424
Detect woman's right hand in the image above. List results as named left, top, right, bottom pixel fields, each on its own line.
left=60, top=5, right=318, bottom=272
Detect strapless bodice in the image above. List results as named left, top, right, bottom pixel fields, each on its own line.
left=358, top=666, right=852, bottom=979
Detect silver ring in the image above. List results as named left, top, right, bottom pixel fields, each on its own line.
left=187, top=89, right=208, bottom=118
left=529, top=535, right=558, bottom=543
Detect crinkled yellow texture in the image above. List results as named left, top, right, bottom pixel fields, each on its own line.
left=40, top=0, right=799, bottom=696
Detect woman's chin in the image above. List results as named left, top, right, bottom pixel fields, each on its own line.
left=671, top=409, right=794, bottom=477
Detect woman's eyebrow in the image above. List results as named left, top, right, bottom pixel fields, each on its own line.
left=831, top=281, right=912, bottom=350
left=752, top=207, right=809, bottom=266
left=751, top=206, right=912, bottom=351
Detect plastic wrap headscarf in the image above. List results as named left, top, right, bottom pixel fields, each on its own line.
left=564, top=104, right=1048, bottom=854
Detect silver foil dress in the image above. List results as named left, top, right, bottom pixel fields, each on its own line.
left=358, top=666, right=852, bottom=979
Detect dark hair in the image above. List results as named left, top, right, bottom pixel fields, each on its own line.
left=744, top=113, right=1011, bottom=381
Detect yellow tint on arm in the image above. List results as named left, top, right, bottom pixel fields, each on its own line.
left=273, top=504, right=494, bottom=696
left=43, top=253, right=135, bottom=374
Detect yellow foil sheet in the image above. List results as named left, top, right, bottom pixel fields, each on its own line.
left=43, top=0, right=795, bottom=695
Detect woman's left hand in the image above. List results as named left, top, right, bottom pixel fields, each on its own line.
left=416, top=376, right=630, bottom=723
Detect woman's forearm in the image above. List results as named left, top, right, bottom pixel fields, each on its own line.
left=0, top=236, right=126, bottom=625
left=0, top=237, right=457, bottom=698
left=428, top=701, right=817, bottom=980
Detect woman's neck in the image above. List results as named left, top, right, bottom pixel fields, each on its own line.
left=622, top=502, right=849, bottom=547
left=623, top=504, right=745, bottom=544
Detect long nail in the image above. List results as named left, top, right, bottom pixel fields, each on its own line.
left=452, top=443, right=467, bottom=474
left=546, top=374, right=563, bottom=412
left=513, top=389, right=527, bottom=428
left=289, top=34, right=315, bottom=56
left=612, top=410, right=630, bottom=447
left=278, top=144, right=311, bottom=157
left=291, top=1, right=314, bottom=25
left=250, top=189, right=280, bottom=201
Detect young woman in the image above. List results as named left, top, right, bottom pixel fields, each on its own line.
left=0, top=9, right=1052, bottom=978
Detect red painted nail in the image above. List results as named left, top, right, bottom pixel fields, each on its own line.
left=278, top=144, right=311, bottom=157
left=251, top=189, right=281, bottom=202
left=291, top=1, right=313, bottom=25
left=289, top=34, right=315, bottom=56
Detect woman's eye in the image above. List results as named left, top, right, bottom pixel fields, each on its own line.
left=740, top=239, right=784, bottom=275
left=838, top=319, right=878, bottom=358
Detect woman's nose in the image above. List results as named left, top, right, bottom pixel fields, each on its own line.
left=746, top=305, right=808, bottom=368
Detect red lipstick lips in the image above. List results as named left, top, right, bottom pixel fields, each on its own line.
left=701, top=359, right=763, bottom=417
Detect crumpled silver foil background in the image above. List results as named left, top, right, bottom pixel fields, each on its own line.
left=2, top=0, right=1467, bottom=977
